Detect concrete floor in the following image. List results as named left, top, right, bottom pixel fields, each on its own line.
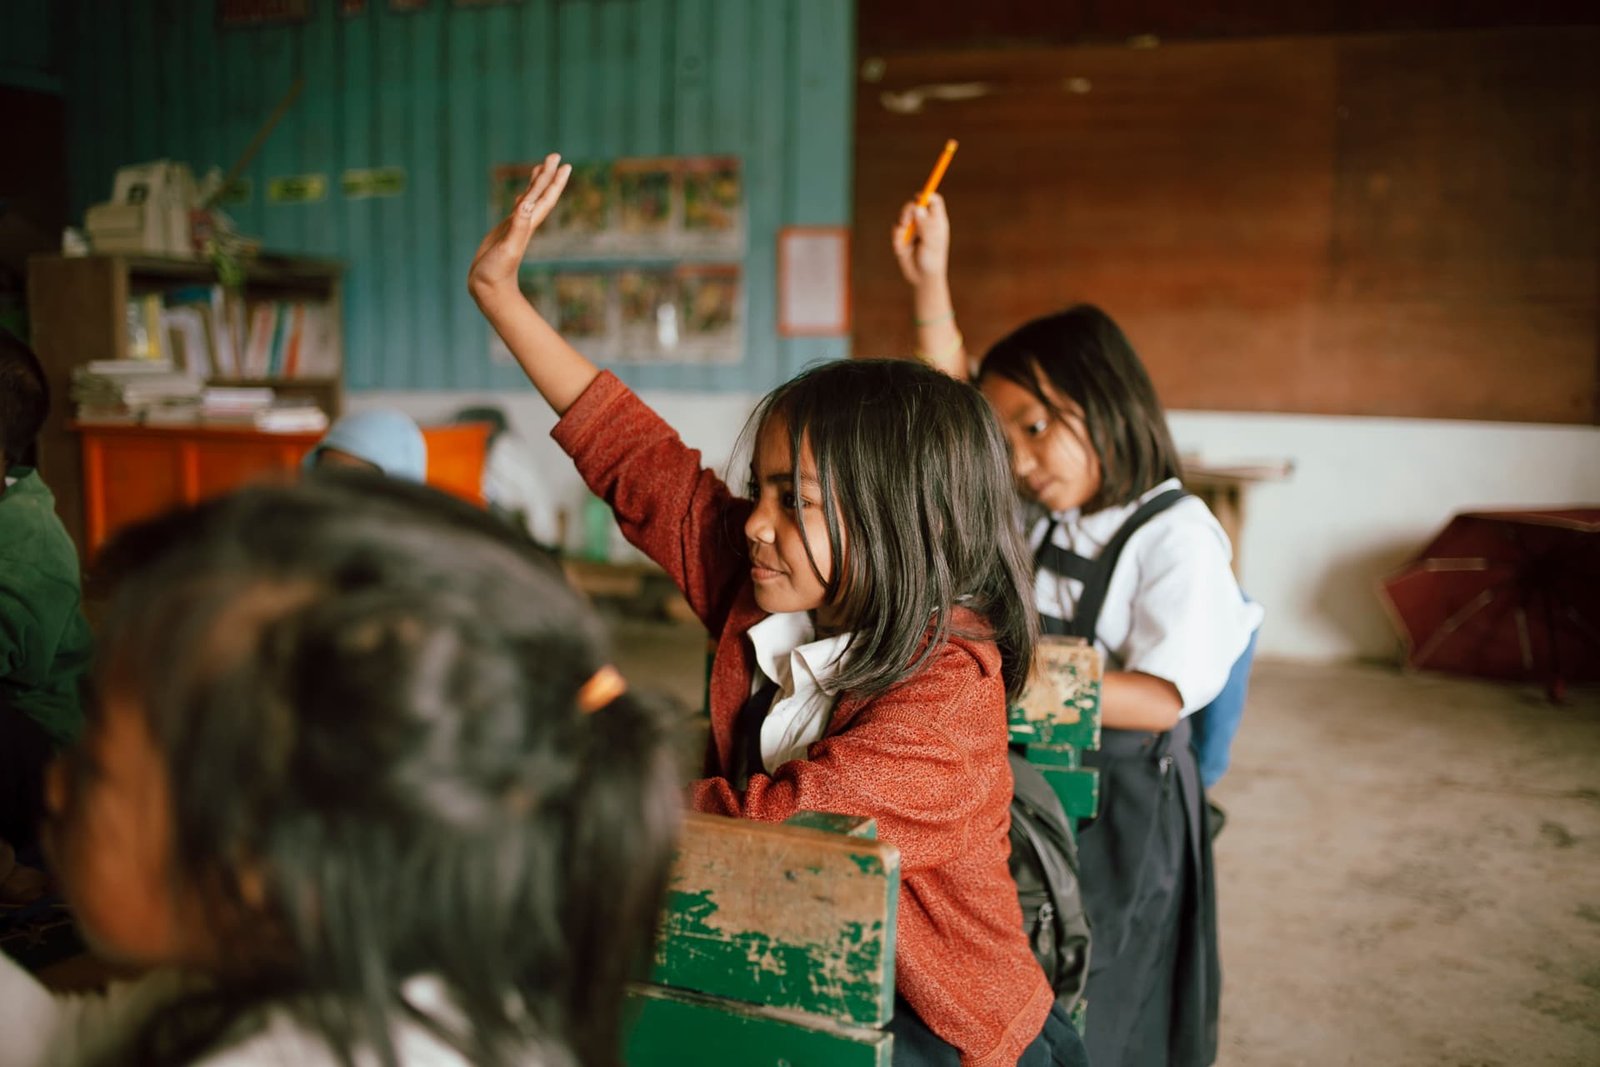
left=606, top=616, right=1600, bottom=1067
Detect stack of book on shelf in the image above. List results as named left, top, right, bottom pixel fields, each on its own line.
left=126, top=288, right=338, bottom=380
left=72, top=366, right=329, bottom=433
left=72, top=361, right=203, bottom=424
left=199, top=386, right=329, bottom=434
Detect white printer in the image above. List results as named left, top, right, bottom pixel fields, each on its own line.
left=85, top=160, right=198, bottom=256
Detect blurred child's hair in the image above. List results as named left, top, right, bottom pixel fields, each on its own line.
left=980, top=305, right=1182, bottom=513
left=742, top=359, right=1037, bottom=701
left=87, top=473, right=681, bottom=1067
left=0, top=329, right=49, bottom=470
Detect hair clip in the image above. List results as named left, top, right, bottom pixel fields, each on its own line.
left=576, top=664, right=627, bottom=713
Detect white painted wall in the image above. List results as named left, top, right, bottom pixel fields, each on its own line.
left=1167, top=411, right=1599, bottom=662
left=353, top=390, right=1600, bottom=664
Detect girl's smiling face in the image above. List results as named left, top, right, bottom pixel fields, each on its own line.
left=744, top=414, right=847, bottom=631
left=980, top=370, right=1103, bottom=514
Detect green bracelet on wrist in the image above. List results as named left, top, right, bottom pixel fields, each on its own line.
left=915, top=309, right=956, bottom=328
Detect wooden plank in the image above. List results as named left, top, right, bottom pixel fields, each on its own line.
left=625, top=985, right=892, bottom=1067
left=1008, top=636, right=1102, bottom=749
left=1036, top=765, right=1100, bottom=825
left=783, top=813, right=878, bottom=839
left=1022, top=744, right=1078, bottom=770
left=652, top=812, right=899, bottom=1027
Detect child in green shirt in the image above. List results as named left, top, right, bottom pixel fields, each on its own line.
left=0, top=331, right=92, bottom=899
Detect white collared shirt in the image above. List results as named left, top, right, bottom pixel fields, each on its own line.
left=1029, top=477, right=1265, bottom=715
left=744, top=611, right=855, bottom=774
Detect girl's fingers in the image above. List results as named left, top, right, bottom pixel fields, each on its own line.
left=523, top=163, right=572, bottom=227
left=892, top=203, right=917, bottom=254
left=524, top=153, right=562, bottom=208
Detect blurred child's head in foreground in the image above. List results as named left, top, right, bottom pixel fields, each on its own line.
left=53, top=473, right=680, bottom=1067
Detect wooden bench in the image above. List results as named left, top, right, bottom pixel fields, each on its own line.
left=626, top=810, right=900, bottom=1065
left=1008, top=636, right=1105, bottom=826
left=625, top=638, right=1101, bottom=1065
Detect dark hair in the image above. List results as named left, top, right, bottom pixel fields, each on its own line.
left=83, top=473, right=681, bottom=1067
left=0, top=329, right=49, bottom=470
left=742, top=359, right=1037, bottom=700
left=979, top=305, right=1181, bottom=513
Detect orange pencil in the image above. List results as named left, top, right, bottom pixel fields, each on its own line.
left=898, top=138, right=959, bottom=244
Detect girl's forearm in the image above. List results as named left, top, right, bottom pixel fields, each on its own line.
left=911, top=278, right=967, bottom=380
left=470, top=280, right=600, bottom=416
left=1099, top=669, right=1184, bottom=732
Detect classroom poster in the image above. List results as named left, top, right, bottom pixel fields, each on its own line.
left=679, top=157, right=744, bottom=255
left=613, top=159, right=676, bottom=255
left=549, top=163, right=612, bottom=254
left=554, top=272, right=612, bottom=360
left=266, top=174, right=327, bottom=203
left=485, top=155, right=744, bottom=365
left=676, top=265, right=741, bottom=364
left=615, top=269, right=677, bottom=361
left=341, top=167, right=407, bottom=199
left=498, top=155, right=745, bottom=261
left=490, top=163, right=530, bottom=222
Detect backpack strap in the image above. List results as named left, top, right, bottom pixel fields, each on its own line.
left=1044, top=487, right=1189, bottom=644
left=1032, top=525, right=1098, bottom=584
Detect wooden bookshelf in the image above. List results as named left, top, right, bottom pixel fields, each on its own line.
left=68, top=421, right=492, bottom=559
left=26, top=252, right=345, bottom=556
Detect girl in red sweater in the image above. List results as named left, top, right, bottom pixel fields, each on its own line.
left=470, top=155, right=1087, bottom=1067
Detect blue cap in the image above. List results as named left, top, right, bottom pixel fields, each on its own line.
left=304, top=408, right=427, bottom=482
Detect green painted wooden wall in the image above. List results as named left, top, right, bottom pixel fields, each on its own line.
left=0, top=0, right=61, bottom=93
left=63, top=0, right=854, bottom=393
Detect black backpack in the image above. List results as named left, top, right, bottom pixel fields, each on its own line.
left=1008, top=749, right=1091, bottom=1008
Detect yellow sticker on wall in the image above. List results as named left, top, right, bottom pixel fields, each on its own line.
left=341, top=167, right=407, bottom=199
left=267, top=174, right=327, bottom=203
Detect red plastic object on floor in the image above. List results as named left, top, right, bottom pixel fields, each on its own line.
left=1378, top=509, right=1600, bottom=699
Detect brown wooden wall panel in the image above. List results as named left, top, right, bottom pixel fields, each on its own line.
left=1313, top=30, right=1598, bottom=422
left=859, top=0, right=1599, bottom=50
left=851, top=27, right=1600, bottom=423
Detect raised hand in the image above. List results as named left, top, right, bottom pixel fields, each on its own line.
left=468, top=153, right=572, bottom=297
left=892, top=191, right=952, bottom=289
left=465, top=151, right=599, bottom=414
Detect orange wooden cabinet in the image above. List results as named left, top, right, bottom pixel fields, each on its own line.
left=72, top=422, right=492, bottom=559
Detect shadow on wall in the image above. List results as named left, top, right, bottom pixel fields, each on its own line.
left=1312, top=538, right=1421, bottom=664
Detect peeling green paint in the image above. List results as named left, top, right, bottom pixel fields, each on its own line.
left=1035, top=766, right=1100, bottom=823
left=653, top=889, right=892, bottom=1024
left=847, top=852, right=884, bottom=876
left=626, top=986, right=892, bottom=1066
left=1008, top=642, right=1102, bottom=750
left=784, top=812, right=878, bottom=839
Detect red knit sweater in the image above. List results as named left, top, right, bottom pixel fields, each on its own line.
left=552, top=373, right=1053, bottom=1066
